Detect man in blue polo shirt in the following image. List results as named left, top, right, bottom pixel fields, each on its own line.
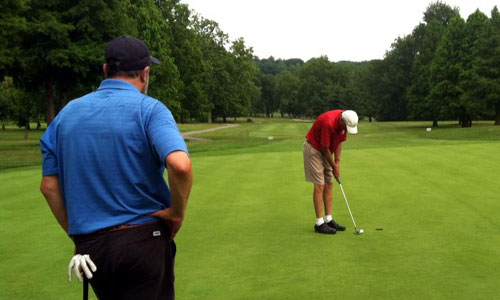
left=40, top=36, right=193, bottom=300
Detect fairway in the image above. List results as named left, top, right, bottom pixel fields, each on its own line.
left=1, top=119, right=500, bottom=299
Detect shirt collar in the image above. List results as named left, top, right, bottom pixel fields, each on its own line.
left=97, top=79, right=140, bottom=92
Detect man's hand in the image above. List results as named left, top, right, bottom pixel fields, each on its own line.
left=333, top=161, right=340, bottom=180
left=68, top=254, right=97, bottom=283
left=149, top=208, right=184, bottom=240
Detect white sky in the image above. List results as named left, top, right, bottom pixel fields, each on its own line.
left=180, top=0, right=499, bottom=62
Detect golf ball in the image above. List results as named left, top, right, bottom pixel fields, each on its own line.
left=359, top=229, right=364, bottom=233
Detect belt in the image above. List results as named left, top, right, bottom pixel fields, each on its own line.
left=95, top=221, right=159, bottom=234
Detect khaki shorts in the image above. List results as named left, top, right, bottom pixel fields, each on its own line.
left=303, top=141, right=333, bottom=185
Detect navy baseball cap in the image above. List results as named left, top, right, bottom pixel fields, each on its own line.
left=105, top=36, right=160, bottom=71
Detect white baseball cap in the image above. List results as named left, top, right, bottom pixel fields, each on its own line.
left=341, top=110, right=358, bottom=134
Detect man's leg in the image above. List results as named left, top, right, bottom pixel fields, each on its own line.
left=304, top=142, right=335, bottom=234
left=323, top=181, right=346, bottom=231
left=321, top=157, right=346, bottom=232
left=313, top=184, right=325, bottom=218
left=323, top=182, right=333, bottom=216
left=313, top=183, right=336, bottom=234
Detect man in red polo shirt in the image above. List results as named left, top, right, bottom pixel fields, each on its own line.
left=303, top=110, right=358, bottom=234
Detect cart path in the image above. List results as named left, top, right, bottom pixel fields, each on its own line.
left=182, top=124, right=240, bottom=141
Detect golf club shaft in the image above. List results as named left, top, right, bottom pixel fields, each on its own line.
left=83, top=277, right=88, bottom=300
left=338, top=182, right=357, bottom=229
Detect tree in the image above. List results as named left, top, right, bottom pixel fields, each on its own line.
left=423, top=0, right=459, bottom=24
left=376, top=35, right=417, bottom=121
left=474, top=7, right=500, bottom=125
left=457, top=10, right=489, bottom=126
left=407, top=1, right=459, bottom=126
left=226, top=38, right=260, bottom=121
left=119, top=0, right=184, bottom=121
left=428, top=17, right=466, bottom=126
left=157, top=0, right=207, bottom=122
left=0, top=0, right=29, bottom=78
left=259, top=74, right=277, bottom=117
left=0, top=77, right=17, bottom=130
left=5, top=0, right=131, bottom=126
left=275, top=71, right=300, bottom=118
left=191, top=14, right=231, bottom=122
left=296, top=56, right=354, bottom=117
left=357, top=60, right=382, bottom=122
left=255, top=56, right=286, bottom=75
left=460, top=9, right=495, bottom=125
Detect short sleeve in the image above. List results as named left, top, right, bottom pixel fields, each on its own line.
left=146, top=102, right=188, bottom=164
left=40, top=121, right=59, bottom=176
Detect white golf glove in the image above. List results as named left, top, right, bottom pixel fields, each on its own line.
left=68, top=254, right=97, bottom=282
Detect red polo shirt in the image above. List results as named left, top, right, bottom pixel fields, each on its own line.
left=306, top=110, right=347, bottom=153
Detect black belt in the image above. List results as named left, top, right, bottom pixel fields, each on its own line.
left=95, top=221, right=159, bottom=234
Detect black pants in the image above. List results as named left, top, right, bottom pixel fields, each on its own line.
left=74, top=222, right=176, bottom=300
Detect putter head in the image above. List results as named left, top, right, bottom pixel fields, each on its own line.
left=353, top=228, right=364, bottom=235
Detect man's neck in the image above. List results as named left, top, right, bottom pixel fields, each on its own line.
left=109, top=76, right=143, bottom=91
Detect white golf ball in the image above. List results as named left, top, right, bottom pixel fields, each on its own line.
left=359, top=229, right=364, bottom=233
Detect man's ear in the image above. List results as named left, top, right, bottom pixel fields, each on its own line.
left=103, top=64, right=108, bottom=77
left=140, top=66, right=150, bottom=82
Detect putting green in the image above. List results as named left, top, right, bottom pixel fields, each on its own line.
left=1, top=120, right=499, bottom=299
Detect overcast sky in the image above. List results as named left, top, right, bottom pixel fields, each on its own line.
left=180, top=0, right=499, bottom=62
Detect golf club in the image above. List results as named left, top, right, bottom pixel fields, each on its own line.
left=336, top=177, right=363, bottom=235
left=83, top=277, right=88, bottom=300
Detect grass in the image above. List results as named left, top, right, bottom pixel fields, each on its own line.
left=1, top=118, right=500, bottom=299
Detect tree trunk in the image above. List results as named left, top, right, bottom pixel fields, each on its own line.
left=223, top=115, right=227, bottom=123
left=24, top=121, right=30, bottom=140
left=45, top=77, right=55, bottom=126
left=60, top=88, right=69, bottom=110
left=207, top=110, right=212, bottom=123
left=495, top=103, right=500, bottom=125
left=1, top=122, right=5, bottom=130
left=369, top=116, right=372, bottom=123
left=460, top=116, right=472, bottom=128
left=37, top=121, right=41, bottom=130
left=432, top=119, right=438, bottom=127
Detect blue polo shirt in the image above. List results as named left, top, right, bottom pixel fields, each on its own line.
left=40, top=79, right=188, bottom=235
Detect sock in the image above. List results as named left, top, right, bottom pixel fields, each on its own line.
left=316, top=218, right=324, bottom=226
left=324, top=215, right=332, bottom=223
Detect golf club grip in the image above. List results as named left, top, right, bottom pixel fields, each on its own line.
left=83, top=277, right=88, bottom=300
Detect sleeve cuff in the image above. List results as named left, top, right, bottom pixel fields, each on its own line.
left=42, top=169, right=59, bottom=176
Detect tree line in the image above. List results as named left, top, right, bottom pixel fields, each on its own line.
left=254, top=2, right=500, bottom=127
left=1, top=1, right=499, bottom=129
left=0, top=0, right=260, bottom=128
left=373, top=1, right=500, bottom=127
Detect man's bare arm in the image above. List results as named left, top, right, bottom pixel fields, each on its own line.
left=321, top=146, right=336, bottom=169
left=150, top=150, right=193, bottom=239
left=322, top=143, right=342, bottom=180
left=166, top=151, right=193, bottom=218
left=333, top=143, right=342, bottom=163
left=40, top=175, right=68, bottom=233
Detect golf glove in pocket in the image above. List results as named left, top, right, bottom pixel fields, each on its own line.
left=68, top=254, right=97, bottom=282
